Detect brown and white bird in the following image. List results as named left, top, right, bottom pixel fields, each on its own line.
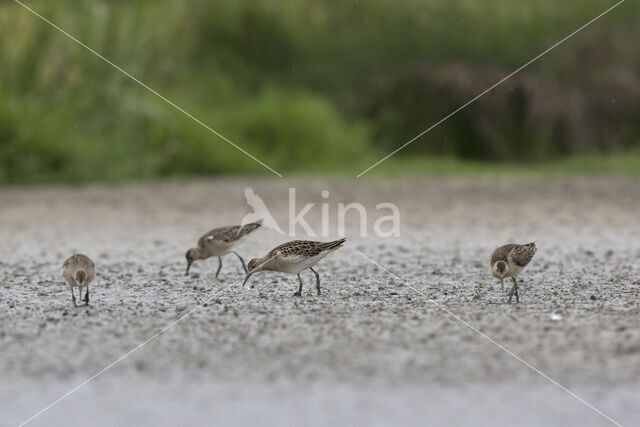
left=242, top=238, right=346, bottom=296
left=490, top=242, right=536, bottom=303
left=62, top=254, right=95, bottom=306
left=185, top=220, right=262, bottom=278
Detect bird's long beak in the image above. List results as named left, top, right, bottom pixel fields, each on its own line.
left=242, top=273, right=253, bottom=287
left=186, top=261, right=192, bottom=276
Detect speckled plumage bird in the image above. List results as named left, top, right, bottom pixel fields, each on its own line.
left=62, top=254, right=95, bottom=306
left=242, top=238, right=346, bottom=296
left=185, top=220, right=262, bottom=278
left=490, top=242, right=536, bottom=303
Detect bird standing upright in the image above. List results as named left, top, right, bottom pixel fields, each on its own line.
left=185, top=220, right=262, bottom=278
left=243, top=238, right=346, bottom=296
left=62, top=254, right=96, bottom=306
left=490, top=242, right=537, bottom=303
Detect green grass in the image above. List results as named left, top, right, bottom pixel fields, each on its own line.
left=356, top=151, right=640, bottom=177
left=1, top=0, right=639, bottom=183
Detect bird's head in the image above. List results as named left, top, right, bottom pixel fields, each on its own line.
left=493, top=260, right=509, bottom=278
left=185, top=247, right=201, bottom=275
left=247, top=258, right=262, bottom=273
left=242, top=258, right=262, bottom=288
left=74, top=270, right=87, bottom=286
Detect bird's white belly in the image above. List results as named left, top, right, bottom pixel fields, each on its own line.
left=507, top=261, right=524, bottom=277
left=206, top=240, right=238, bottom=257
left=278, top=254, right=327, bottom=274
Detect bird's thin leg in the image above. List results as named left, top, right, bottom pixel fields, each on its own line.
left=84, top=285, right=89, bottom=305
left=233, top=251, right=248, bottom=274
left=512, top=277, right=520, bottom=303
left=70, top=285, right=77, bottom=307
left=507, top=278, right=519, bottom=304
left=500, top=278, right=504, bottom=291
left=294, top=274, right=303, bottom=297
left=215, top=256, right=223, bottom=279
left=507, top=279, right=515, bottom=304
left=310, top=267, right=321, bottom=296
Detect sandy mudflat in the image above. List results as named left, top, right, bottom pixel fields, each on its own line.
left=1, top=176, right=639, bottom=426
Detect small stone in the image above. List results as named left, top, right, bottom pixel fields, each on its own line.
left=549, top=313, right=563, bottom=321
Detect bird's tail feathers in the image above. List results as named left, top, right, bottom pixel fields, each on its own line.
left=241, top=219, right=263, bottom=234
left=322, top=238, right=346, bottom=251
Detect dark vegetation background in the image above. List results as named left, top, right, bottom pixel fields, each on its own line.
left=1, top=0, right=639, bottom=183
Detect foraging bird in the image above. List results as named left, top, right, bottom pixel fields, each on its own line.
left=490, top=242, right=537, bottom=303
left=62, top=254, right=95, bottom=306
left=243, top=238, right=346, bottom=296
left=185, top=220, right=262, bottom=278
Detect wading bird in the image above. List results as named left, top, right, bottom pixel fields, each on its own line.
left=62, top=254, right=95, bottom=306
left=490, top=242, right=537, bottom=303
left=185, top=220, right=262, bottom=278
left=243, top=238, right=346, bottom=296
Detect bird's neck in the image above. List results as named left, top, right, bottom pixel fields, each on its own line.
left=256, top=256, right=275, bottom=271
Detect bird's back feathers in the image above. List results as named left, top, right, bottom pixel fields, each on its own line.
left=490, top=242, right=536, bottom=267
left=199, top=221, right=262, bottom=245
left=269, top=238, right=346, bottom=258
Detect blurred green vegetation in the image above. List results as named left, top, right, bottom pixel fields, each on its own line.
left=0, top=0, right=639, bottom=183
left=363, top=150, right=640, bottom=176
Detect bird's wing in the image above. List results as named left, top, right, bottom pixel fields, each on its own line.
left=199, top=226, right=236, bottom=245
left=275, top=240, right=324, bottom=258
left=237, top=221, right=262, bottom=237
left=490, top=244, right=515, bottom=264
left=509, top=244, right=536, bottom=267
